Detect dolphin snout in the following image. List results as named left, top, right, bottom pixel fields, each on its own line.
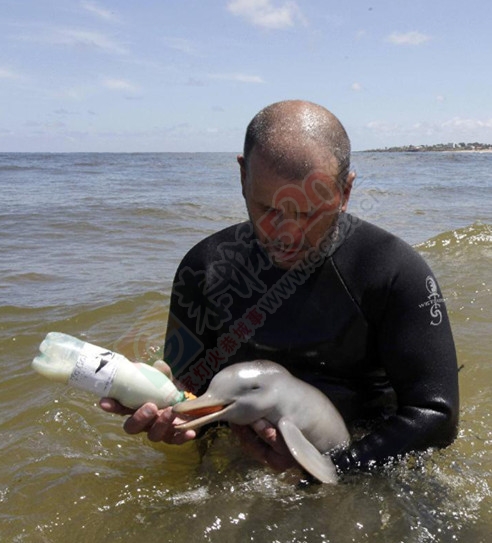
left=173, top=397, right=235, bottom=430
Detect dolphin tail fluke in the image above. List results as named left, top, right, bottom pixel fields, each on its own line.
left=278, top=418, right=338, bottom=484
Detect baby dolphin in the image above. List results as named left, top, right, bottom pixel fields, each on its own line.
left=173, top=360, right=350, bottom=483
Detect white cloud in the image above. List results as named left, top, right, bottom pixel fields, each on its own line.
left=81, top=1, right=118, bottom=22
left=323, top=14, right=344, bottom=27
left=58, top=28, right=128, bottom=54
left=102, top=78, right=138, bottom=92
left=227, top=0, right=305, bottom=29
left=365, top=120, right=400, bottom=133
left=15, top=25, right=128, bottom=55
left=355, top=30, right=367, bottom=40
left=441, top=117, right=492, bottom=130
left=351, top=82, right=363, bottom=92
left=0, top=67, right=20, bottom=79
left=53, top=108, right=76, bottom=115
left=164, top=37, right=198, bottom=55
left=364, top=116, right=492, bottom=145
left=386, top=31, right=431, bottom=46
left=209, top=73, right=265, bottom=83
left=436, top=95, right=445, bottom=103
left=55, top=85, right=94, bottom=100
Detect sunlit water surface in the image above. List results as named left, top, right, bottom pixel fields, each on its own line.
left=1, top=152, right=491, bottom=542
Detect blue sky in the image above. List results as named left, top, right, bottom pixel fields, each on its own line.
left=1, top=0, right=491, bottom=152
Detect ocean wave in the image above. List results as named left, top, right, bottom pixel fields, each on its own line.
left=2, top=272, right=62, bottom=284
left=0, top=165, right=39, bottom=172
left=1, top=289, right=169, bottom=344
left=416, top=222, right=492, bottom=252
left=415, top=223, right=492, bottom=308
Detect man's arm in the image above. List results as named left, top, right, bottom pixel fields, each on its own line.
left=236, top=246, right=459, bottom=475
left=333, top=246, right=459, bottom=471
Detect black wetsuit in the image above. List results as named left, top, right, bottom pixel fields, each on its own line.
left=164, top=213, right=459, bottom=472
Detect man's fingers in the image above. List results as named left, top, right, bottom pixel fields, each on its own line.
left=146, top=407, right=179, bottom=442
left=99, top=397, right=135, bottom=416
left=250, top=419, right=291, bottom=456
left=231, top=420, right=297, bottom=472
left=122, top=403, right=197, bottom=444
left=99, top=397, right=196, bottom=444
left=123, top=403, right=159, bottom=434
left=152, top=359, right=173, bottom=379
left=170, top=428, right=197, bottom=445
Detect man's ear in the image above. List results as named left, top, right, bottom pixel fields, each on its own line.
left=237, top=155, right=247, bottom=198
left=341, top=171, right=356, bottom=211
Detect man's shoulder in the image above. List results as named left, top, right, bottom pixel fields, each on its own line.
left=334, top=215, right=434, bottom=312
left=178, top=221, right=254, bottom=269
left=336, top=214, right=429, bottom=279
left=341, top=214, right=416, bottom=257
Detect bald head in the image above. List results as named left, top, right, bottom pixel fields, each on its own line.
left=243, top=100, right=351, bottom=185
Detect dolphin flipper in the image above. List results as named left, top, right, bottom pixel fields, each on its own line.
left=278, top=417, right=339, bottom=484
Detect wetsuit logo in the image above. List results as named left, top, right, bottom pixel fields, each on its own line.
left=423, top=275, right=444, bottom=326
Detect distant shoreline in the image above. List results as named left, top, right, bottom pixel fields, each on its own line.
left=364, top=143, right=492, bottom=153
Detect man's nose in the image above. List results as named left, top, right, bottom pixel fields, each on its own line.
left=274, top=215, right=306, bottom=246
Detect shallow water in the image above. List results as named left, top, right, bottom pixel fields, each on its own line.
left=1, top=152, right=491, bottom=542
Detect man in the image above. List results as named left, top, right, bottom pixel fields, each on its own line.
left=101, top=100, right=459, bottom=474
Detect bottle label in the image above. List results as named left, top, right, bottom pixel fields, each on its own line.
left=68, top=343, right=121, bottom=397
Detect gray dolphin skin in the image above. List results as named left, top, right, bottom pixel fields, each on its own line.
left=173, top=360, right=350, bottom=483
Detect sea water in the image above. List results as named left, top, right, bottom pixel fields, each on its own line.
left=1, top=152, right=491, bottom=542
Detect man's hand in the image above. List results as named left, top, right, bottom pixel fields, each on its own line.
left=99, top=359, right=196, bottom=445
left=230, top=419, right=297, bottom=472
left=100, top=398, right=197, bottom=444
